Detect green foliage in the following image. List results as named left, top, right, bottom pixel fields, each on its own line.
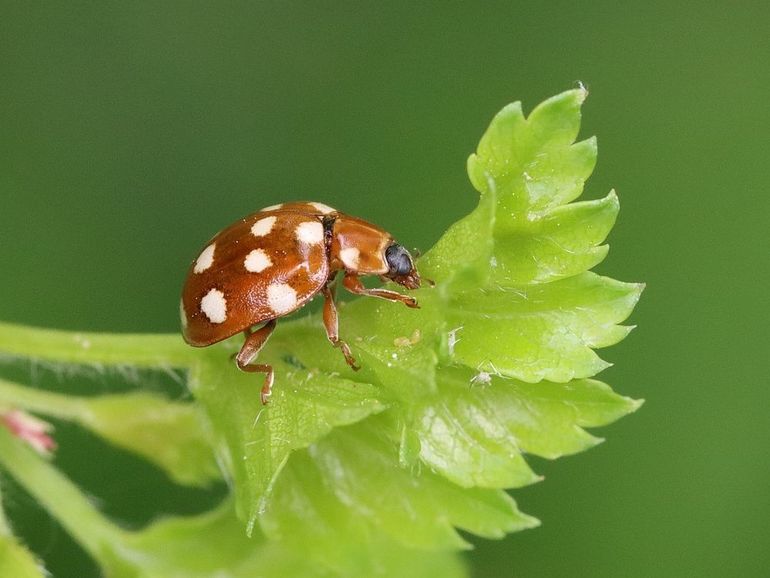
left=0, top=426, right=464, bottom=578
left=0, top=541, right=42, bottom=578
left=412, top=370, right=641, bottom=489
left=445, top=272, right=642, bottom=381
left=0, top=535, right=44, bottom=578
left=189, top=351, right=389, bottom=530
left=0, top=378, right=219, bottom=487
left=0, top=490, right=44, bottom=578
left=0, top=89, right=641, bottom=577
left=262, top=421, right=537, bottom=551
left=114, top=501, right=465, bottom=578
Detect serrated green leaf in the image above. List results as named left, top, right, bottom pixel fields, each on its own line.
left=467, top=89, right=602, bottom=288
left=446, top=272, right=643, bottom=382
left=262, top=421, right=537, bottom=551
left=188, top=351, right=388, bottom=533
left=490, top=190, right=618, bottom=285
left=111, top=502, right=467, bottom=578
left=116, top=504, right=465, bottom=578
left=412, top=366, right=642, bottom=488
left=259, top=451, right=471, bottom=575
left=468, top=90, right=591, bottom=218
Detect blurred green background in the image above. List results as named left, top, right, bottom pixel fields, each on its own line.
left=1, top=2, right=768, bottom=577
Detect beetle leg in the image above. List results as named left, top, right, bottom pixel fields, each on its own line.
left=343, top=274, right=419, bottom=308
left=235, top=319, right=277, bottom=405
left=322, top=284, right=360, bottom=370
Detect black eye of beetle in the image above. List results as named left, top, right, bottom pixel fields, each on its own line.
left=386, top=244, right=413, bottom=276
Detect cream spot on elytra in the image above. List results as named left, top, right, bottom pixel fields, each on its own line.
left=262, top=203, right=283, bottom=211
left=194, top=243, right=216, bottom=273
left=309, top=202, right=335, bottom=214
left=267, top=282, right=298, bottom=314
left=251, top=216, right=276, bottom=237
left=295, top=221, right=324, bottom=245
left=179, top=299, right=188, bottom=329
left=200, top=289, right=227, bottom=323
left=244, top=249, right=272, bottom=273
left=340, top=247, right=361, bottom=269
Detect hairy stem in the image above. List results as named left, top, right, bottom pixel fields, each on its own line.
left=0, top=321, right=195, bottom=369
left=0, top=378, right=89, bottom=421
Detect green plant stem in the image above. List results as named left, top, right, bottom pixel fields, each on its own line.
left=0, top=378, right=89, bottom=421
left=0, top=321, right=195, bottom=369
left=0, top=426, right=125, bottom=560
left=0, top=493, right=10, bottom=537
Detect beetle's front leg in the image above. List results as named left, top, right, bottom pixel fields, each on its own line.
left=322, top=284, right=359, bottom=370
left=342, top=274, right=419, bottom=308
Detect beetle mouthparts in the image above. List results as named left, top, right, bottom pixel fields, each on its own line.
left=394, top=271, right=421, bottom=290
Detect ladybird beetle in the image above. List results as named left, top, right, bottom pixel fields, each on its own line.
left=181, top=201, right=421, bottom=404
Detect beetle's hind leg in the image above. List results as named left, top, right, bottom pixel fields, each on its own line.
left=235, top=319, right=277, bottom=405
left=322, top=284, right=360, bottom=370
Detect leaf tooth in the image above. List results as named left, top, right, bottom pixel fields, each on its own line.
left=527, top=88, right=587, bottom=148
left=489, top=192, right=619, bottom=285
left=520, top=136, right=598, bottom=211
left=588, top=324, right=637, bottom=348
left=538, top=189, right=619, bottom=243
left=477, top=101, right=526, bottom=163
left=415, top=395, right=542, bottom=490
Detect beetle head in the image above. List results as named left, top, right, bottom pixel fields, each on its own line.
left=385, top=243, right=421, bottom=289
